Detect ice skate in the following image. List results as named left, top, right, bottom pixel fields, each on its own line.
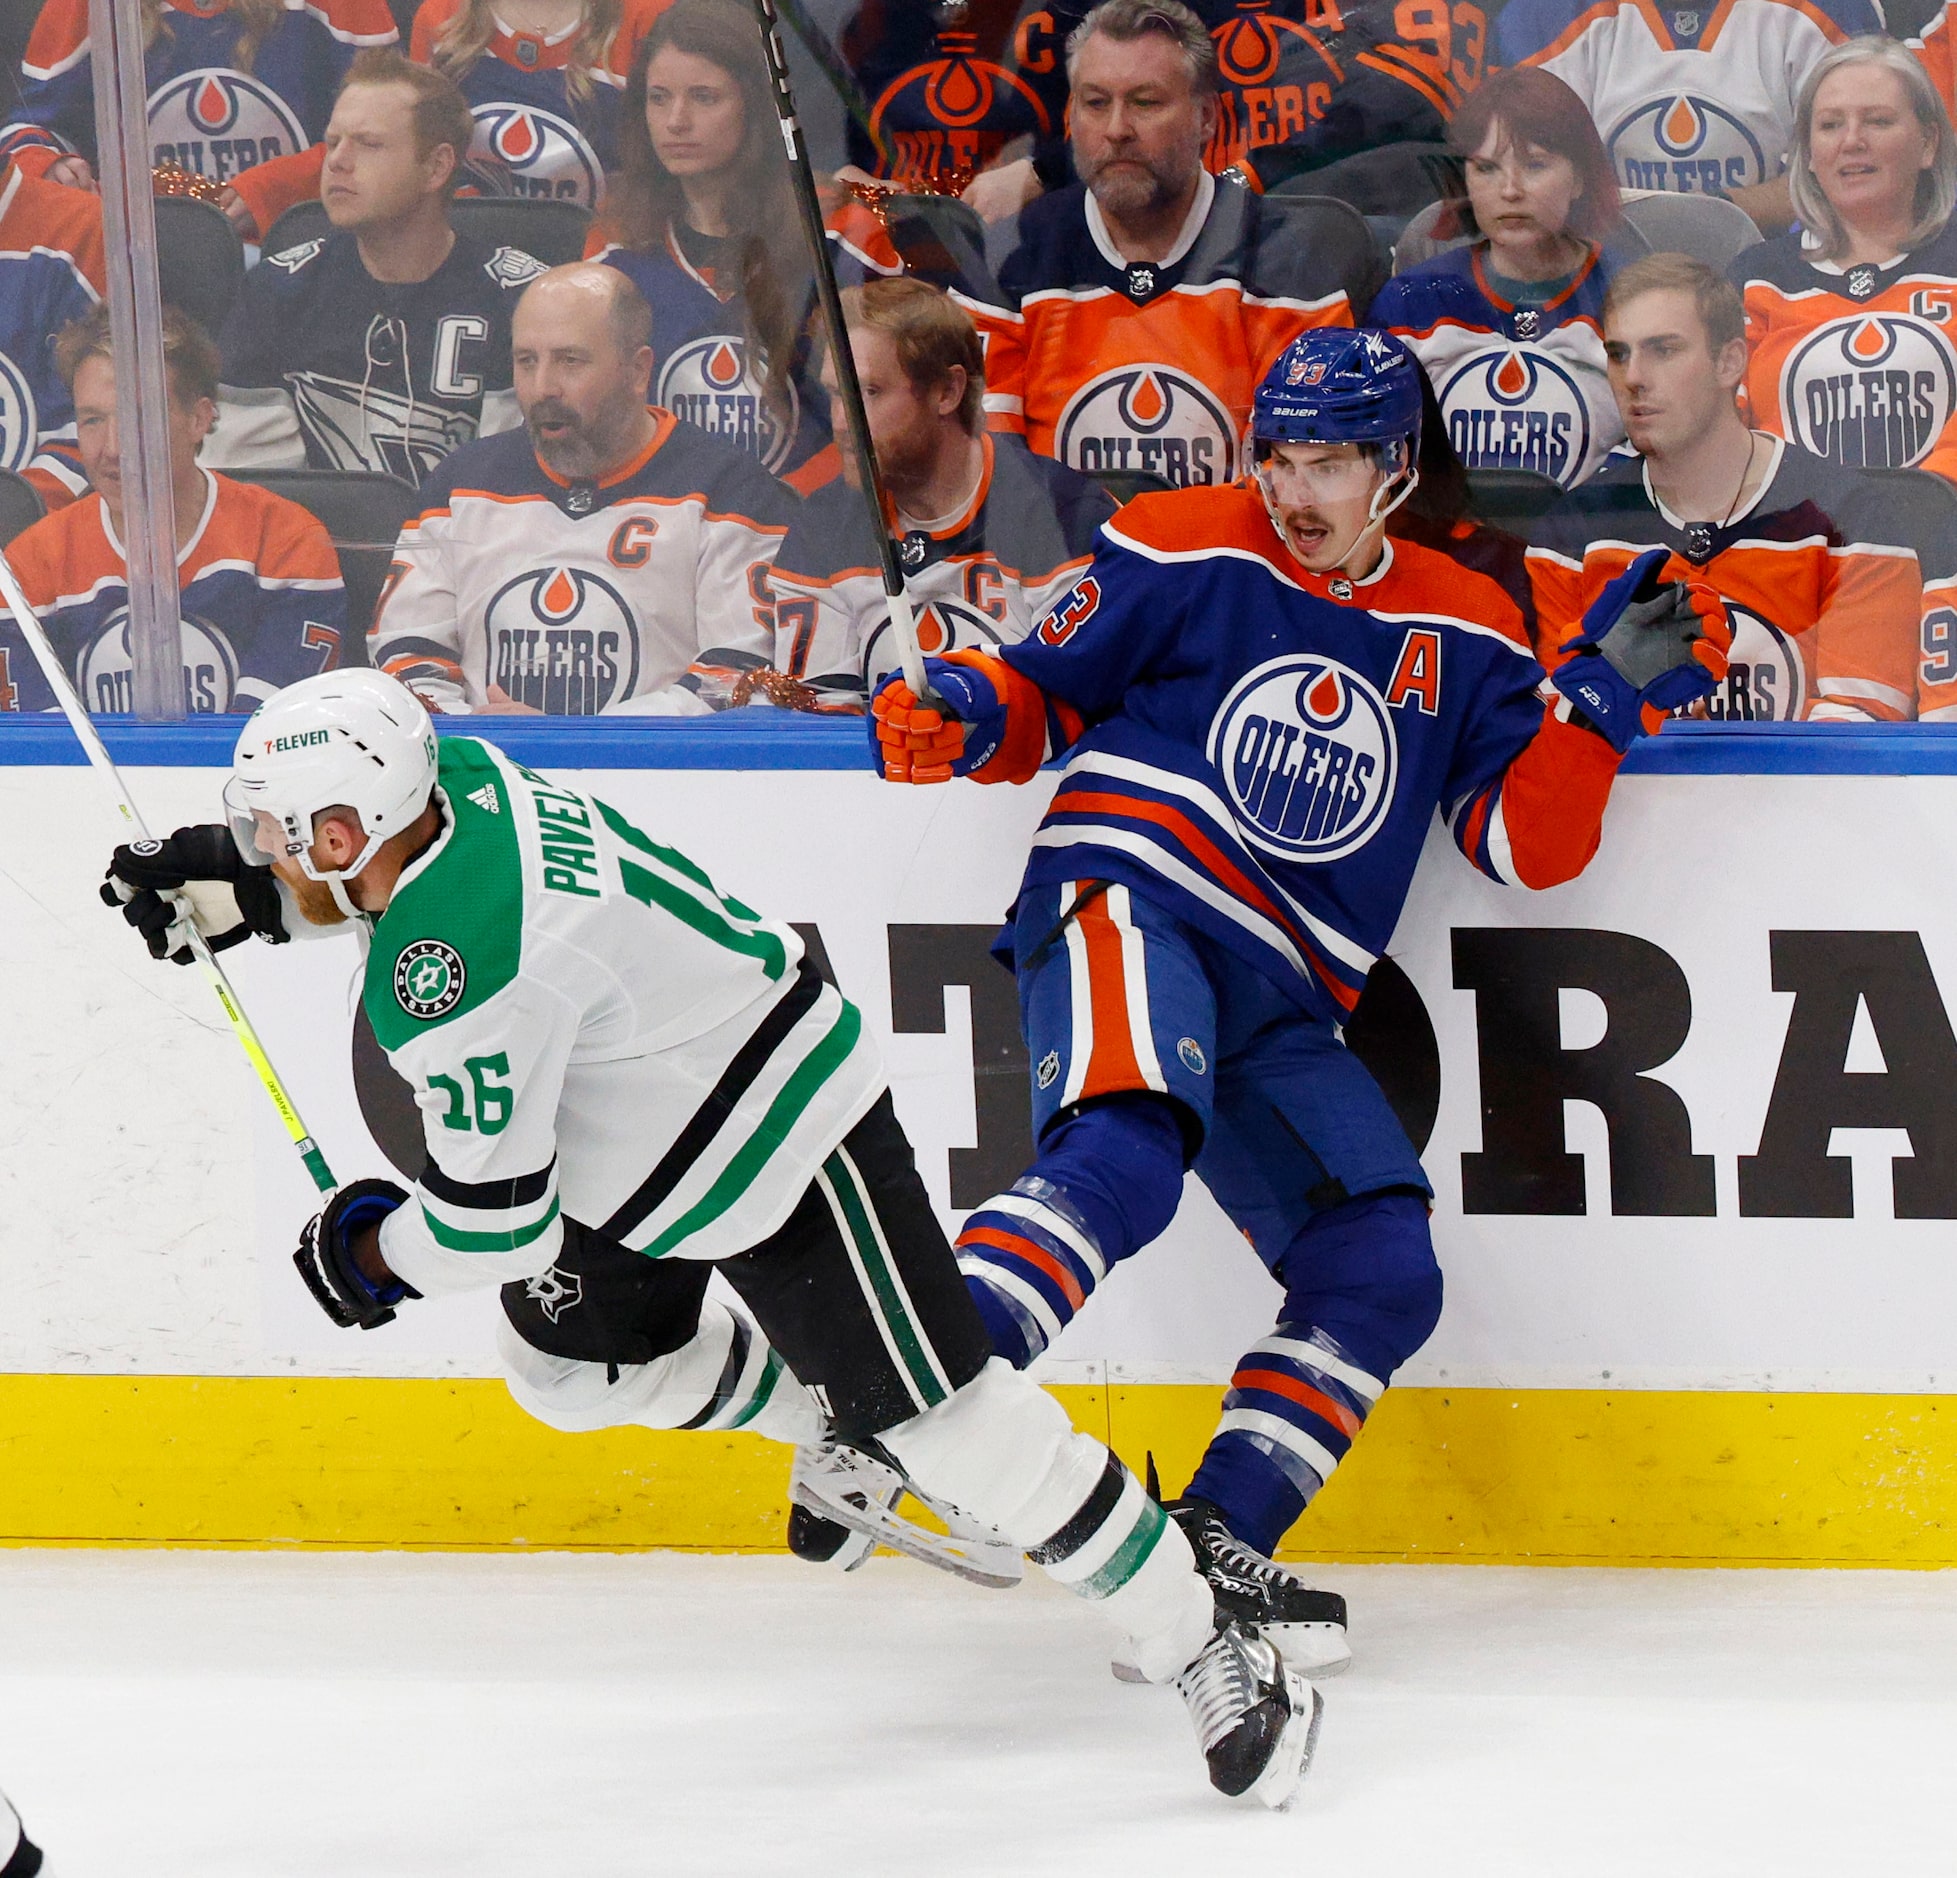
left=788, top=1439, right=1024, bottom=1589
left=1111, top=1482, right=1350, bottom=1681
left=1176, top=1621, right=1323, bottom=1808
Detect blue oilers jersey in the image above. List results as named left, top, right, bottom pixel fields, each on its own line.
left=598, top=231, right=836, bottom=491
left=1371, top=242, right=1626, bottom=487
left=411, top=0, right=671, bottom=210
left=0, top=0, right=397, bottom=182
left=0, top=472, right=346, bottom=714
left=979, top=484, right=1628, bottom=1019
left=1494, top=0, right=1876, bottom=197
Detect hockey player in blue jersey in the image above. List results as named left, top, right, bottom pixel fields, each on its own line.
left=870, top=326, right=1732, bottom=1667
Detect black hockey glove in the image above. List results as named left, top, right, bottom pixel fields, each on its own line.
left=295, top=1179, right=421, bottom=1330
left=101, top=823, right=287, bottom=965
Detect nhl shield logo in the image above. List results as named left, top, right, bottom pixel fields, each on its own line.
left=1036, top=1049, right=1061, bottom=1090
left=1126, top=264, right=1158, bottom=299
left=1782, top=314, right=1957, bottom=468
left=901, top=530, right=931, bottom=570
left=394, top=940, right=467, bottom=1020
left=1511, top=308, right=1541, bottom=341
left=1671, top=9, right=1701, bottom=33
left=1056, top=364, right=1239, bottom=485
left=1847, top=265, right=1879, bottom=301
left=1208, top=655, right=1399, bottom=863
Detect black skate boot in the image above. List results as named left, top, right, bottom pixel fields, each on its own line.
left=1176, top=1620, right=1323, bottom=1808
left=1167, top=1495, right=1351, bottom=1676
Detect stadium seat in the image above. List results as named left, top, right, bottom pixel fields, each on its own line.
left=881, top=193, right=992, bottom=293
left=1862, top=466, right=1957, bottom=574
left=232, top=468, right=420, bottom=654
left=1261, top=193, right=1386, bottom=323
left=1394, top=199, right=1659, bottom=274
left=155, top=196, right=247, bottom=335
left=261, top=197, right=593, bottom=267
left=1091, top=469, right=1174, bottom=505
left=0, top=466, right=45, bottom=547
left=1466, top=465, right=1565, bottom=534
left=1267, top=142, right=1464, bottom=227
left=1619, top=191, right=1764, bottom=271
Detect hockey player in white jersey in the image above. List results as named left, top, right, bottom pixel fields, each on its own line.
left=101, top=668, right=1323, bottom=1808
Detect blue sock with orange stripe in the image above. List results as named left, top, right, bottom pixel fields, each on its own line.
left=1188, top=1192, right=1441, bottom=1555
left=956, top=1094, right=1187, bottom=1367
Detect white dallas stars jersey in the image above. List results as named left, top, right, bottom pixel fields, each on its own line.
left=370, top=414, right=795, bottom=714
left=1371, top=241, right=1626, bottom=487
left=1495, top=0, right=1876, bottom=196
left=766, top=434, right=1114, bottom=709
left=1733, top=218, right=1957, bottom=483
left=368, top=737, right=885, bottom=1294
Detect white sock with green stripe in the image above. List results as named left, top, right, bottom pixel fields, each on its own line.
left=496, top=1302, right=824, bottom=1446
left=881, top=1358, right=1214, bottom=1683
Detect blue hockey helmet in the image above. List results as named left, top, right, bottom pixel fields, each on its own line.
left=1252, top=327, right=1424, bottom=456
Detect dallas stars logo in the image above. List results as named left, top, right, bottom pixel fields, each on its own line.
left=394, top=939, right=467, bottom=1019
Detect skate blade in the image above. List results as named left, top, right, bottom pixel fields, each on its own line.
left=1261, top=1620, right=1351, bottom=1679
left=792, top=1483, right=1023, bottom=1590
left=1250, top=1674, right=1324, bottom=1813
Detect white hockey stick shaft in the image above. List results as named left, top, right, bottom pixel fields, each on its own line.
left=0, top=545, right=339, bottom=1195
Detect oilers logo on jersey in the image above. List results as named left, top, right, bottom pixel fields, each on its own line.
left=656, top=335, right=796, bottom=475
left=1778, top=314, right=1957, bottom=469
left=1694, top=601, right=1805, bottom=720
left=0, top=354, right=39, bottom=475
left=1210, top=655, right=1398, bottom=862
left=484, top=565, right=641, bottom=713
left=469, top=102, right=603, bottom=205
left=1055, top=366, right=1239, bottom=485
left=1607, top=93, right=1768, bottom=193
left=147, top=68, right=305, bottom=179
left=863, top=595, right=1009, bottom=683
left=78, top=612, right=243, bottom=716
left=1438, top=348, right=1592, bottom=483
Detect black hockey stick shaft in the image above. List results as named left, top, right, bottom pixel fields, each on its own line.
left=747, top=0, right=934, bottom=702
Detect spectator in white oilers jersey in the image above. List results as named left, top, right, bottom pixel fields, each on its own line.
left=205, top=52, right=543, bottom=486
left=371, top=262, right=796, bottom=715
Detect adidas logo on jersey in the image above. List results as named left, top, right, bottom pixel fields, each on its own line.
left=468, top=783, right=501, bottom=814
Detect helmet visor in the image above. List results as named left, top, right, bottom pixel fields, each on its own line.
left=223, top=776, right=299, bottom=870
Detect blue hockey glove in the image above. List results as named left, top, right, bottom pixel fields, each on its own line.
left=1553, top=548, right=1732, bottom=753
left=294, top=1178, right=420, bottom=1330
left=869, top=655, right=1012, bottom=783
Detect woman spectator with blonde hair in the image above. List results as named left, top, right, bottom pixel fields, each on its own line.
left=1731, top=35, right=1957, bottom=485
left=1371, top=67, right=1630, bottom=489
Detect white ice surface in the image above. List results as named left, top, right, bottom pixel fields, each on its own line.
left=1, top=1551, right=1954, bottom=1876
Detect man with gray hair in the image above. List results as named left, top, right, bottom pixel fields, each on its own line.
left=969, top=0, right=1357, bottom=489
left=370, top=263, right=798, bottom=715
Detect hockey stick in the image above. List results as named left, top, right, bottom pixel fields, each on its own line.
left=0, top=545, right=339, bottom=1197
left=747, top=0, right=937, bottom=706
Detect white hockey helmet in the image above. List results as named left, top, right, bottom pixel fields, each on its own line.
left=224, top=670, right=438, bottom=907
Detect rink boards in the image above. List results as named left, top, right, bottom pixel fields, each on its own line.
left=1, top=716, right=1955, bottom=1565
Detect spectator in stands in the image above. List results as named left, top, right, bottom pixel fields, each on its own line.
left=1529, top=253, right=1919, bottom=722
left=204, top=53, right=543, bottom=487
left=971, top=0, right=1353, bottom=490
left=1373, top=68, right=1627, bottom=491
left=1495, top=0, right=1878, bottom=235
left=592, top=0, right=834, bottom=492
left=210, top=0, right=675, bottom=238
left=766, top=278, right=1113, bottom=710
left=1732, top=38, right=1957, bottom=483
left=0, top=305, right=347, bottom=715
left=0, top=152, right=106, bottom=509
left=0, top=0, right=397, bottom=238
left=370, top=262, right=794, bottom=714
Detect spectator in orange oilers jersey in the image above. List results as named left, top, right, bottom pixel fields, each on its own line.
left=967, top=0, right=1354, bottom=489
left=1530, top=252, right=1921, bottom=723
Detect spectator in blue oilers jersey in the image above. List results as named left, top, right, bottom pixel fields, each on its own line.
left=590, top=0, right=837, bottom=494
left=1495, top=0, right=1880, bottom=235
left=1372, top=68, right=1630, bottom=489
left=206, top=53, right=545, bottom=487
left=0, top=0, right=398, bottom=221
left=0, top=306, right=346, bottom=717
